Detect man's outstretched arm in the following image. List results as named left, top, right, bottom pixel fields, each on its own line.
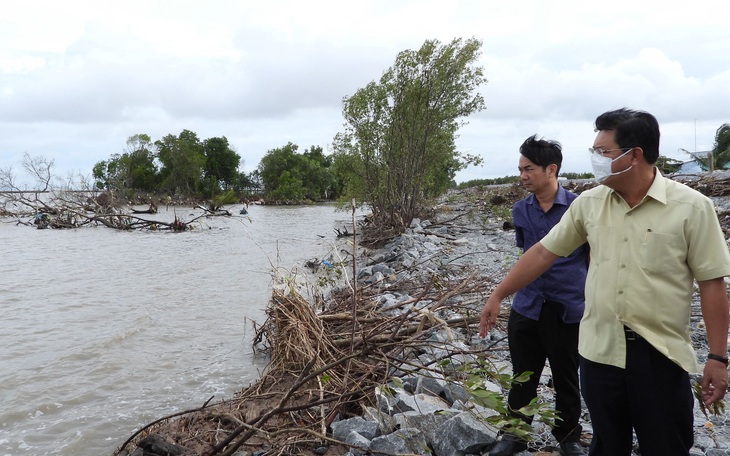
left=479, top=242, right=559, bottom=337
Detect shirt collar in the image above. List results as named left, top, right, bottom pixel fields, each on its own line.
left=645, top=167, right=667, bottom=205
left=554, top=185, right=571, bottom=206
left=526, top=185, right=569, bottom=207
left=605, top=167, right=668, bottom=205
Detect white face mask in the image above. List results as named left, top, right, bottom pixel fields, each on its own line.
left=591, top=149, right=633, bottom=183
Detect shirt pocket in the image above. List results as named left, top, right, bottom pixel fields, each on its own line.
left=586, top=225, right=613, bottom=265
left=638, top=231, right=684, bottom=274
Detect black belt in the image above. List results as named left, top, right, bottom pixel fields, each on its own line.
left=624, top=326, right=642, bottom=341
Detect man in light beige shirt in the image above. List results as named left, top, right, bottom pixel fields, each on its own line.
left=480, top=108, right=730, bottom=456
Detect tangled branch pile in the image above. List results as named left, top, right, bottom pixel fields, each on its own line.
left=2, top=189, right=220, bottom=231
left=114, top=267, right=499, bottom=456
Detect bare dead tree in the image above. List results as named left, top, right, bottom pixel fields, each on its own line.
left=0, top=154, right=212, bottom=232
left=21, top=152, right=55, bottom=192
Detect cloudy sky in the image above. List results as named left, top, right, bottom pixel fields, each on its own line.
left=1, top=0, right=728, bottom=187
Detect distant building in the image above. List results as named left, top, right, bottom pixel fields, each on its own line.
left=675, top=160, right=703, bottom=174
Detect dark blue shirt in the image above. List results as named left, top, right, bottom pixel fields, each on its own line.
left=512, top=185, right=588, bottom=323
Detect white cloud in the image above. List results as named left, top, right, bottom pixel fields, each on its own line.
left=1, top=0, right=729, bottom=186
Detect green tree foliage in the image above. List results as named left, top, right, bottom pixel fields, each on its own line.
left=258, top=142, right=339, bottom=201
left=712, top=123, right=730, bottom=170
left=559, top=172, right=594, bottom=180
left=259, top=143, right=304, bottom=201
left=124, top=134, right=159, bottom=191
left=92, top=134, right=158, bottom=191
left=457, top=176, right=519, bottom=189
left=232, top=170, right=261, bottom=194
left=302, top=146, right=340, bottom=199
left=332, top=37, right=486, bottom=231
left=92, top=157, right=118, bottom=190
left=92, top=130, right=254, bottom=199
left=456, top=171, right=597, bottom=189
left=203, top=136, right=241, bottom=189
left=156, top=130, right=206, bottom=194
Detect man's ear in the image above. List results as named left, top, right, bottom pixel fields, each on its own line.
left=632, top=147, right=644, bottom=162
left=547, top=163, right=558, bottom=178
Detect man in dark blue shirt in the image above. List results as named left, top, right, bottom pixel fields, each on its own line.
left=488, top=135, right=588, bottom=456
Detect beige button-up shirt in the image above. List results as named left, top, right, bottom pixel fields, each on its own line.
left=541, top=171, right=730, bottom=372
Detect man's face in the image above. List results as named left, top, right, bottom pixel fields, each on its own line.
left=518, top=155, right=553, bottom=194
left=592, top=129, right=634, bottom=186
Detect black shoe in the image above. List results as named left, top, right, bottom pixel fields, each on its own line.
left=559, top=441, right=586, bottom=456
left=489, top=435, right=527, bottom=456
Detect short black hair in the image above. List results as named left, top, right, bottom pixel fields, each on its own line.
left=519, top=134, right=563, bottom=174
left=594, top=108, right=660, bottom=164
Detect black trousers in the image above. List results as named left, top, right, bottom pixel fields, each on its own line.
left=580, top=330, right=693, bottom=456
left=507, top=301, right=582, bottom=443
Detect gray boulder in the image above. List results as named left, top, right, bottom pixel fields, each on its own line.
left=394, top=391, right=452, bottom=414
left=431, top=411, right=499, bottom=456
left=342, top=430, right=371, bottom=456
left=331, top=416, right=380, bottom=441
left=370, top=428, right=430, bottom=455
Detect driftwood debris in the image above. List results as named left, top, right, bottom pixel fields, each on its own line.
left=0, top=190, right=226, bottom=231
left=334, top=225, right=352, bottom=238
left=131, top=203, right=158, bottom=214
left=196, top=202, right=233, bottom=217
left=27, top=208, right=191, bottom=231
left=113, top=268, right=498, bottom=456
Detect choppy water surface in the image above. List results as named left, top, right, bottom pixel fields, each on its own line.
left=0, top=204, right=356, bottom=455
